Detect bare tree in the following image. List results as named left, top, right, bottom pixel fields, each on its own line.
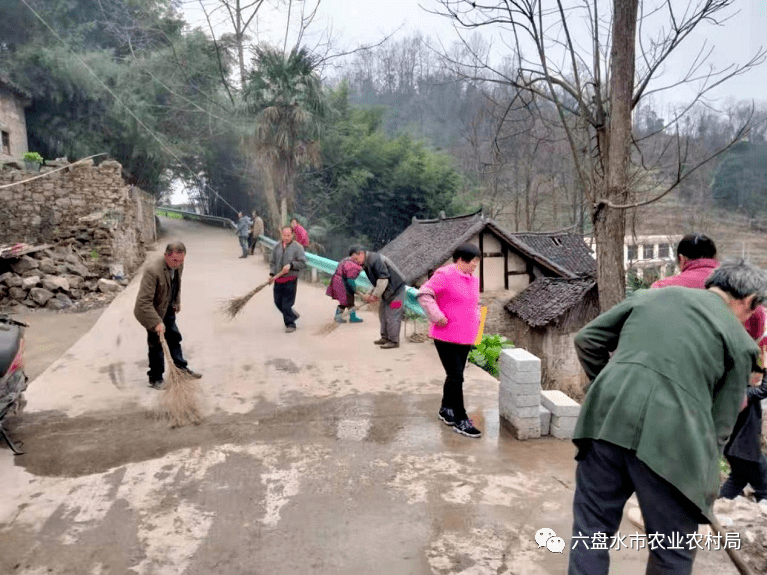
left=433, top=0, right=765, bottom=310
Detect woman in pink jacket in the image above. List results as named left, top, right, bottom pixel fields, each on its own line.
left=417, top=243, right=482, bottom=438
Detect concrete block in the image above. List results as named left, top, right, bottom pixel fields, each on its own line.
left=551, top=415, right=578, bottom=432
left=501, top=415, right=541, bottom=440
left=500, top=348, right=541, bottom=374
left=499, top=387, right=540, bottom=409
left=551, top=421, right=576, bottom=439
left=500, top=368, right=541, bottom=386
left=539, top=405, right=551, bottom=435
left=541, top=390, right=581, bottom=417
left=508, top=404, right=540, bottom=419
left=499, top=380, right=542, bottom=396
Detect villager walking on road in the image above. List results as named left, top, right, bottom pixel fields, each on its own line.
left=417, top=243, right=482, bottom=438
left=355, top=247, right=407, bottom=349
left=133, top=241, right=202, bottom=389
left=290, top=217, right=310, bottom=249
left=326, top=246, right=364, bottom=324
left=269, top=226, right=307, bottom=333
left=235, top=212, right=252, bottom=258
left=568, top=259, right=766, bottom=575
left=249, top=211, right=264, bottom=255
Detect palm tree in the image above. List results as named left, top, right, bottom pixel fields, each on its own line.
left=244, top=46, right=328, bottom=232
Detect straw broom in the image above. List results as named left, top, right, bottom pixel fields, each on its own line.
left=156, top=334, right=203, bottom=427
left=222, top=269, right=288, bottom=320
left=315, top=301, right=371, bottom=336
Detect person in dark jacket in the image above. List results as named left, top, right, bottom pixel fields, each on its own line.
left=569, top=259, right=765, bottom=575
left=235, top=212, right=252, bottom=258
left=133, top=241, right=202, bottom=389
left=354, top=248, right=407, bottom=349
left=720, top=369, right=767, bottom=501
left=269, top=226, right=307, bottom=333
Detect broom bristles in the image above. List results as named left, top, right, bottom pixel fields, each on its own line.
left=156, top=336, right=203, bottom=427
left=222, top=281, right=269, bottom=320
left=314, top=302, right=369, bottom=336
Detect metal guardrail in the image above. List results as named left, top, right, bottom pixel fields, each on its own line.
left=156, top=206, right=235, bottom=229
left=258, top=236, right=425, bottom=317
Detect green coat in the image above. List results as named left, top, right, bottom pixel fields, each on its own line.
left=573, top=287, right=759, bottom=520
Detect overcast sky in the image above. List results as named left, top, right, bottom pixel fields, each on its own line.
left=181, top=0, right=766, bottom=106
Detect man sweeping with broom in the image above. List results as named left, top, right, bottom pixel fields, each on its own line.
left=269, top=226, right=307, bottom=333
left=134, top=241, right=202, bottom=389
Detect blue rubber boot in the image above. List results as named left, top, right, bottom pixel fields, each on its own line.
left=349, top=310, right=363, bottom=323
left=335, top=308, right=347, bottom=323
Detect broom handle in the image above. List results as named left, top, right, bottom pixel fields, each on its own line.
left=338, top=299, right=369, bottom=320
left=710, top=517, right=755, bottom=575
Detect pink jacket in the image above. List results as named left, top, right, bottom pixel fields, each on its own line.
left=293, top=223, right=310, bottom=248
left=650, top=258, right=718, bottom=289
left=651, top=257, right=766, bottom=344
left=417, top=264, right=480, bottom=345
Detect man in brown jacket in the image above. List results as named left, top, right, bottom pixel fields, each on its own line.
left=134, top=241, right=202, bottom=388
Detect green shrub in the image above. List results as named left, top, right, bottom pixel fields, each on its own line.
left=469, top=334, right=514, bottom=378
left=23, top=151, right=44, bottom=164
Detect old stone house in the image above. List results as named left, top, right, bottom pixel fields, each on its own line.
left=380, top=210, right=592, bottom=290
left=0, top=75, right=30, bottom=161
left=505, top=278, right=599, bottom=399
left=380, top=210, right=598, bottom=395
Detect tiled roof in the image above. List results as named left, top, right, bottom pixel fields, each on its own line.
left=505, top=277, right=598, bottom=328
left=512, top=232, right=596, bottom=277
left=379, top=210, right=595, bottom=285
left=0, top=75, right=31, bottom=100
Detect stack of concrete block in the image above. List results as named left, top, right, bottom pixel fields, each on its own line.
left=541, top=390, right=581, bottom=439
left=498, top=348, right=541, bottom=440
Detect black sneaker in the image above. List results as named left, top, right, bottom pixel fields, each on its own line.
left=454, top=419, right=482, bottom=438
left=438, top=407, right=456, bottom=426
left=177, top=366, right=202, bottom=379
left=148, top=379, right=167, bottom=390
left=373, top=337, right=390, bottom=345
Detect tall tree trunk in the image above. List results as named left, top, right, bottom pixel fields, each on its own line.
left=594, top=0, right=639, bottom=311
left=263, top=163, right=281, bottom=235
left=236, top=0, right=246, bottom=87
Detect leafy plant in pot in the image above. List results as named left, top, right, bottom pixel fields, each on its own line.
left=23, top=151, right=44, bottom=172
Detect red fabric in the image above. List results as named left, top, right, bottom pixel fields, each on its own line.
left=273, top=275, right=297, bottom=284
left=650, top=258, right=718, bottom=289
left=293, top=223, right=310, bottom=248
left=744, top=306, right=767, bottom=345
left=651, top=257, right=766, bottom=342
left=325, top=258, right=362, bottom=306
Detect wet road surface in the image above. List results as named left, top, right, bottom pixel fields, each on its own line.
left=0, top=218, right=735, bottom=574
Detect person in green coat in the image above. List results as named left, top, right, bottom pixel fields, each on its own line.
left=568, top=259, right=765, bottom=575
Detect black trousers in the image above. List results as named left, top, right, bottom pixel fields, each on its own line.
left=720, top=454, right=767, bottom=501
left=569, top=440, right=701, bottom=575
left=273, top=279, right=298, bottom=327
left=146, top=307, right=187, bottom=381
left=434, top=339, right=472, bottom=421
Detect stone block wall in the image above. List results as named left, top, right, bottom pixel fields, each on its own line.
left=0, top=159, right=156, bottom=275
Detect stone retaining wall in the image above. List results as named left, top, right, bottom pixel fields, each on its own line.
left=0, top=158, right=156, bottom=274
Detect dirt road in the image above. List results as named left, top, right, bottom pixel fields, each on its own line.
left=0, top=218, right=736, bottom=574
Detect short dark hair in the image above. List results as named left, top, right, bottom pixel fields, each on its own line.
left=452, top=243, right=481, bottom=263
left=165, top=241, right=186, bottom=254
left=677, top=233, right=716, bottom=260
left=349, top=245, right=366, bottom=256
left=705, top=259, right=767, bottom=310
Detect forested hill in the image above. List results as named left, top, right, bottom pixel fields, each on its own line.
left=2, top=2, right=765, bottom=260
